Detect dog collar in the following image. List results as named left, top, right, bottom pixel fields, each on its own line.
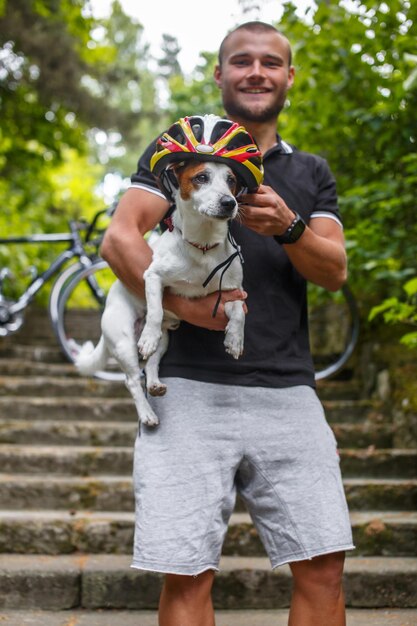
left=187, top=240, right=219, bottom=254
left=163, top=217, right=220, bottom=254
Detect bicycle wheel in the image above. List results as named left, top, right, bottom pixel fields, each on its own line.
left=309, top=283, right=360, bottom=381
left=52, top=259, right=125, bottom=381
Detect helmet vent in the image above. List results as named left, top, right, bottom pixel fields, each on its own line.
left=167, top=124, right=187, bottom=145
left=210, top=120, right=234, bottom=144
left=189, top=117, right=204, bottom=142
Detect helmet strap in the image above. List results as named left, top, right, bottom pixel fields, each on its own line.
left=202, top=225, right=244, bottom=318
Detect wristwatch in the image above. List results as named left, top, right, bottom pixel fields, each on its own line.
left=274, top=211, right=306, bottom=244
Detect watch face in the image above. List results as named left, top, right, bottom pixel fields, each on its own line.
left=290, top=219, right=306, bottom=242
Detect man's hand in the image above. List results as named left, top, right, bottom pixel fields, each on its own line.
left=238, top=184, right=295, bottom=236
left=163, top=289, right=248, bottom=331
left=238, top=185, right=347, bottom=292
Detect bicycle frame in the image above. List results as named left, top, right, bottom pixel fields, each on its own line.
left=0, top=225, right=95, bottom=317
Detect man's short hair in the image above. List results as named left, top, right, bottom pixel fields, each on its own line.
left=218, top=21, right=292, bottom=68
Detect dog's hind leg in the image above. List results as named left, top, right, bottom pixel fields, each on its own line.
left=144, top=328, right=169, bottom=397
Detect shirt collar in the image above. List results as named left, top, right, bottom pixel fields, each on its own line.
left=264, top=134, right=294, bottom=159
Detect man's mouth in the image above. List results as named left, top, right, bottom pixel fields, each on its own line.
left=241, top=87, right=270, bottom=94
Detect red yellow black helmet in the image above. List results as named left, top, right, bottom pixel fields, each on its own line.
left=150, top=114, right=263, bottom=199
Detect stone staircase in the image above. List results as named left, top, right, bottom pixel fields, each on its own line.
left=0, top=311, right=416, bottom=625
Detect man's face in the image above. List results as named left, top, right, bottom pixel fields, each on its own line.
left=214, top=30, right=295, bottom=124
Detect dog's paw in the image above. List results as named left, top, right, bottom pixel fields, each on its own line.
left=148, top=382, right=167, bottom=397
left=138, top=329, right=160, bottom=360
left=224, top=332, right=244, bottom=360
left=140, top=406, right=160, bottom=427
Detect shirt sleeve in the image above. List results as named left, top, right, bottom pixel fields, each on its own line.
left=310, top=157, right=343, bottom=228
left=129, top=139, right=167, bottom=201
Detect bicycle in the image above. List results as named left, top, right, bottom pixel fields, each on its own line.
left=1, top=214, right=359, bottom=382
left=0, top=206, right=117, bottom=377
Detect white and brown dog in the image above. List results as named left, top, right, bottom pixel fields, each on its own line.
left=75, top=155, right=246, bottom=426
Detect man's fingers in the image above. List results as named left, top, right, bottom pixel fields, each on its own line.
left=222, top=289, right=247, bottom=302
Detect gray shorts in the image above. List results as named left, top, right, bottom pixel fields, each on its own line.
left=132, top=379, right=354, bottom=575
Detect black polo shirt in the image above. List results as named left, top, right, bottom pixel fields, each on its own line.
left=130, top=136, right=342, bottom=389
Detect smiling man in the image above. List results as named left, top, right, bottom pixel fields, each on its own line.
left=101, top=21, right=354, bottom=626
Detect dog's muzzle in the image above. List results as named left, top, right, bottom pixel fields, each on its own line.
left=216, top=195, right=238, bottom=219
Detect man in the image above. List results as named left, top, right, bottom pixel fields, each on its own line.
left=101, top=21, right=354, bottom=626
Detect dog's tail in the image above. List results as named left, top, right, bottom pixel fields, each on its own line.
left=75, top=336, right=109, bottom=376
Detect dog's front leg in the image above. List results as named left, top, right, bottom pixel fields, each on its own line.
left=144, top=327, right=169, bottom=397
left=223, top=300, right=245, bottom=359
left=137, top=269, right=164, bottom=360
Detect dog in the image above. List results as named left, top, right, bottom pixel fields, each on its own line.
left=75, top=158, right=246, bottom=427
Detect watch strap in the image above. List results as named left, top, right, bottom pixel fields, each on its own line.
left=274, top=211, right=306, bottom=244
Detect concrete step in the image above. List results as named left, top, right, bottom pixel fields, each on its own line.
left=0, top=420, right=137, bottom=447
left=0, top=474, right=415, bottom=512
left=0, top=394, right=382, bottom=424
left=0, top=343, right=66, bottom=363
left=0, top=554, right=416, bottom=610
left=0, top=418, right=395, bottom=448
left=341, top=448, right=417, bottom=478
left=1, top=444, right=415, bottom=478
left=1, top=609, right=417, bottom=626
left=0, top=396, right=135, bottom=422
left=0, top=376, right=128, bottom=399
left=0, top=510, right=415, bottom=557
left=0, top=358, right=80, bottom=377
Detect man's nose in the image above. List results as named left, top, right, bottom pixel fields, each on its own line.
left=247, top=60, right=265, bottom=78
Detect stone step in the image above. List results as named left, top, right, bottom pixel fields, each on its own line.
left=0, top=394, right=382, bottom=424
left=0, top=554, right=416, bottom=610
left=0, top=376, right=128, bottom=398
left=1, top=444, right=415, bottom=478
left=0, top=396, right=134, bottom=422
left=0, top=418, right=395, bottom=448
left=0, top=420, right=136, bottom=447
left=0, top=358, right=80, bottom=377
left=0, top=343, right=66, bottom=363
left=0, top=474, right=415, bottom=512
left=0, top=510, right=415, bottom=557
left=2, top=609, right=417, bottom=626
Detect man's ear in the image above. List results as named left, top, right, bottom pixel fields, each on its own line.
left=287, top=65, right=295, bottom=90
left=213, top=64, right=222, bottom=88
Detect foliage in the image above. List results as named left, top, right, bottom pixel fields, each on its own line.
left=277, top=1, right=417, bottom=306
left=168, top=52, right=222, bottom=119
left=0, top=0, right=161, bottom=302
left=369, top=276, right=417, bottom=349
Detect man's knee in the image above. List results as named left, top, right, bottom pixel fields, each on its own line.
left=290, top=551, right=345, bottom=597
left=163, top=570, right=215, bottom=603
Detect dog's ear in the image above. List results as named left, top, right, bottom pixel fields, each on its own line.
left=156, top=165, right=180, bottom=202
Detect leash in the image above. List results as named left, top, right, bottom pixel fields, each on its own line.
left=202, top=226, right=244, bottom=318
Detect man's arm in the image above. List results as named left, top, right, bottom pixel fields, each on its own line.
left=100, top=188, right=247, bottom=330
left=100, top=188, right=167, bottom=297
left=239, top=184, right=347, bottom=291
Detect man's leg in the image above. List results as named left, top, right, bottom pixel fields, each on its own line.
left=159, top=571, right=215, bottom=626
left=288, top=551, right=346, bottom=626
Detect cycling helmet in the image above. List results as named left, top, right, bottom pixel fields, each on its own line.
left=150, top=114, right=263, bottom=200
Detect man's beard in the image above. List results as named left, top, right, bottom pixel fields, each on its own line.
left=222, top=94, right=285, bottom=123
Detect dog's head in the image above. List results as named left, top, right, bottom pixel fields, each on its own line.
left=150, top=114, right=264, bottom=203
left=170, top=160, right=239, bottom=221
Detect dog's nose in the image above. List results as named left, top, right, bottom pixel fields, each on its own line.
left=220, top=195, right=236, bottom=210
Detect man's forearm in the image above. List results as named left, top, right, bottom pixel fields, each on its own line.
left=284, top=226, right=347, bottom=291
left=100, top=229, right=152, bottom=298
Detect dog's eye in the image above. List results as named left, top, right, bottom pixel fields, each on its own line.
left=227, top=175, right=237, bottom=190
left=193, top=173, right=210, bottom=185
